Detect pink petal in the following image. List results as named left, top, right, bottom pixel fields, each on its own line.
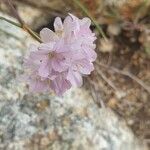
left=24, top=51, right=47, bottom=70
left=77, top=60, right=94, bottom=74
left=30, top=51, right=46, bottom=60
left=71, top=59, right=94, bottom=75
left=69, top=13, right=80, bottom=35
left=51, top=56, right=68, bottom=72
left=54, top=39, right=69, bottom=52
left=48, top=69, right=58, bottom=80
left=65, top=50, right=85, bottom=62
left=69, top=13, right=80, bottom=28
left=29, top=78, right=49, bottom=92
left=38, top=60, right=50, bottom=78
left=54, top=17, right=63, bottom=32
left=50, top=75, right=71, bottom=96
left=82, top=46, right=97, bottom=62
left=67, top=69, right=83, bottom=87
left=28, top=51, right=49, bottom=67
left=70, top=40, right=82, bottom=50
left=80, top=17, right=91, bottom=28
left=64, top=16, right=72, bottom=28
left=38, top=43, right=55, bottom=53
left=63, top=16, right=73, bottom=40
left=40, top=28, right=58, bottom=43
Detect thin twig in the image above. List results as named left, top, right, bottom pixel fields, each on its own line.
left=3, top=0, right=24, bottom=25
left=87, top=78, right=105, bottom=108
left=107, top=52, right=113, bottom=66
left=0, top=16, right=21, bottom=28
left=72, top=0, right=107, bottom=40
left=95, top=66, right=118, bottom=91
left=96, top=62, right=150, bottom=93
left=1, top=0, right=42, bottom=42
left=0, top=16, right=42, bottom=42
left=23, top=25, right=42, bottom=42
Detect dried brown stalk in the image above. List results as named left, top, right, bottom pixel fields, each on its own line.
left=96, top=62, right=150, bottom=93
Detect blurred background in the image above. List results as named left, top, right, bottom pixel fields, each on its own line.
left=0, top=0, right=150, bottom=149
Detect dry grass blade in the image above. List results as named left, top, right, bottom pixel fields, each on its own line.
left=87, top=78, right=105, bottom=108
left=95, top=66, right=118, bottom=91
left=97, top=62, right=150, bottom=93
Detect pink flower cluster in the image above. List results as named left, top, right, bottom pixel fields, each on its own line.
left=23, top=14, right=97, bottom=96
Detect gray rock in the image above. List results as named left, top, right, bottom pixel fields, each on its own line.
left=0, top=13, right=148, bottom=150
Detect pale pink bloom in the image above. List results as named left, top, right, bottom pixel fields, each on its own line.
left=66, top=14, right=97, bottom=62
left=64, top=51, right=94, bottom=86
left=23, top=14, right=97, bottom=96
left=50, top=72, right=71, bottom=96
left=27, top=74, right=50, bottom=93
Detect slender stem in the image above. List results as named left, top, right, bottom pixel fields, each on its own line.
left=0, top=16, right=21, bottom=28
left=0, top=16, right=42, bottom=42
left=3, top=0, right=24, bottom=25
left=73, top=0, right=107, bottom=40
left=23, top=25, right=42, bottom=42
left=1, top=0, right=42, bottom=43
left=97, top=62, right=150, bottom=93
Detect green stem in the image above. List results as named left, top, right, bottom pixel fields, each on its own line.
left=73, top=0, right=107, bottom=40
left=0, top=16, right=21, bottom=28
left=23, top=25, right=42, bottom=43
left=0, top=16, right=42, bottom=43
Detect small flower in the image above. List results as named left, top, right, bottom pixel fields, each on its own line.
left=23, top=14, right=97, bottom=96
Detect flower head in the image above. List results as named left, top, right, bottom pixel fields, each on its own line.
left=23, top=14, right=97, bottom=96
